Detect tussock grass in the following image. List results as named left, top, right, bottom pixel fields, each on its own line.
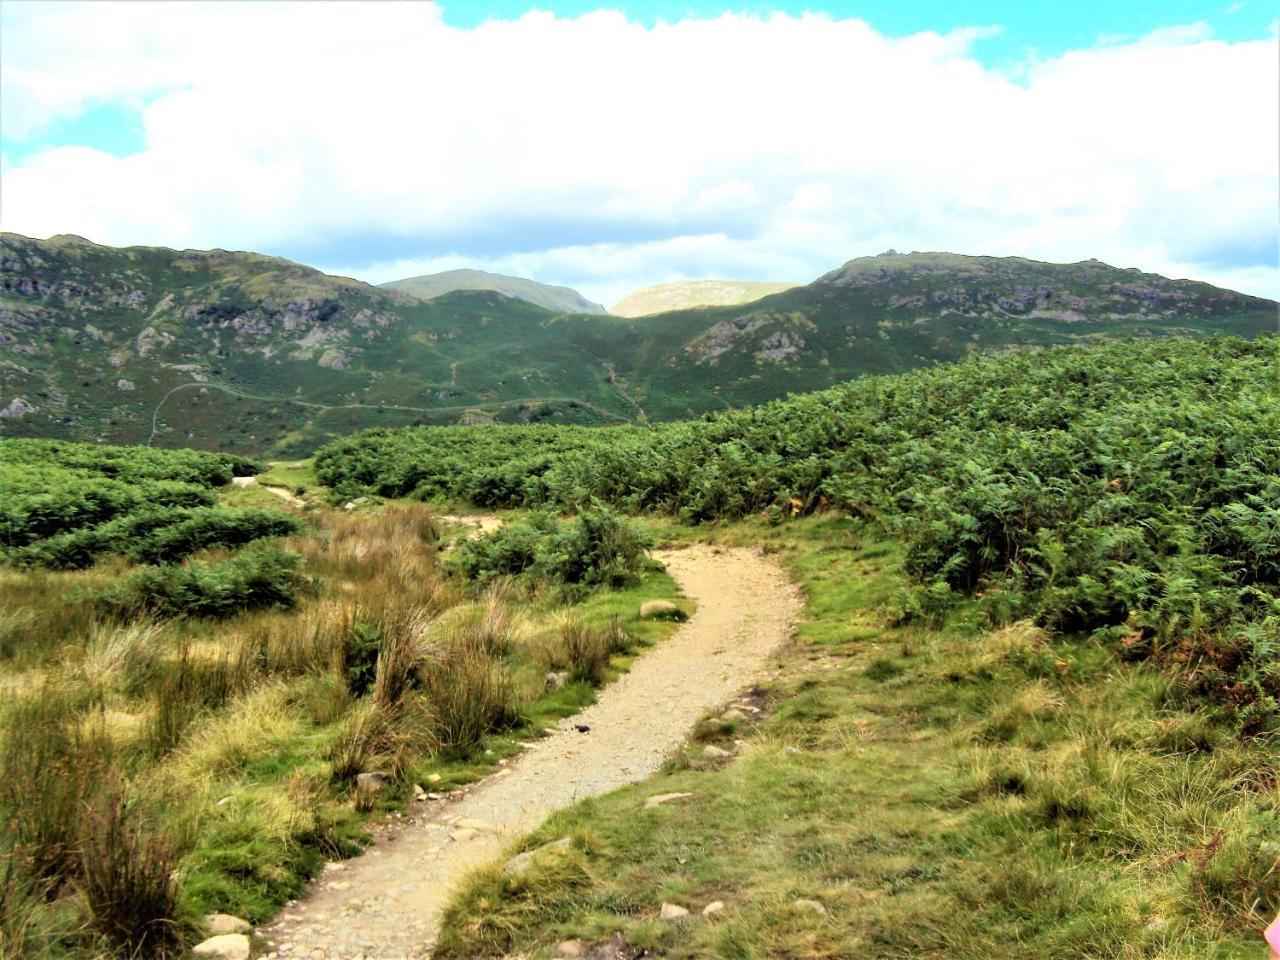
left=1, top=494, right=682, bottom=956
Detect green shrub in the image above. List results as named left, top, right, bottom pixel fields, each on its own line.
left=97, top=546, right=307, bottom=620
left=448, top=505, right=650, bottom=589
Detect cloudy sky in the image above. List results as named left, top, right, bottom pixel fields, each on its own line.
left=1, top=1, right=1277, bottom=306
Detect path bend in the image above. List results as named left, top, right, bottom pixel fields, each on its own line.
left=262, top=544, right=801, bottom=959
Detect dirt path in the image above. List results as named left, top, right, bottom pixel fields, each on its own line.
left=261, top=544, right=801, bottom=960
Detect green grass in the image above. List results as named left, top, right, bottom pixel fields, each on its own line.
left=435, top=515, right=1276, bottom=959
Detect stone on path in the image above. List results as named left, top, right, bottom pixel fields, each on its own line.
left=192, top=933, right=251, bottom=960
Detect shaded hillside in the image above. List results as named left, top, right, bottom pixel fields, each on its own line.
left=610, top=279, right=800, bottom=317
left=383, top=268, right=605, bottom=314
left=2, top=235, right=1274, bottom=455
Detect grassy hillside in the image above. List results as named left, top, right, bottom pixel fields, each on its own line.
left=609, top=279, right=800, bottom=317
left=383, top=268, right=606, bottom=314
left=3, top=235, right=1274, bottom=456
left=317, top=336, right=1279, bottom=956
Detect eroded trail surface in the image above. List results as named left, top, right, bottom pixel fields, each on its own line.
left=262, top=545, right=801, bottom=960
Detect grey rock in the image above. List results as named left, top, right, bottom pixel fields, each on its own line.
left=644, top=791, right=694, bottom=809
left=355, top=771, right=393, bottom=792
left=502, top=837, right=573, bottom=877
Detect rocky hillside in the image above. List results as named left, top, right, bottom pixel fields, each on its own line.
left=383, top=268, right=605, bottom=314
left=2, top=235, right=1273, bottom=455
left=610, top=279, right=799, bottom=317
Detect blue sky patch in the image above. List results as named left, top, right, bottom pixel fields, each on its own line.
left=438, top=1, right=1278, bottom=68
left=1, top=100, right=147, bottom=164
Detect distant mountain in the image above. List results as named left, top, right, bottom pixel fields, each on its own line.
left=383, top=269, right=605, bottom=314
left=610, top=279, right=800, bottom=317
left=2, top=235, right=1273, bottom=456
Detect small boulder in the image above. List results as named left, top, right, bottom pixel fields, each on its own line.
left=703, top=744, right=731, bottom=760
left=660, top=902, right=690, bottom=921
left=503, top=837, right=574, bottom=877
left=451, top=828, right=479, bottom=842
left=556, top=941, right=587, bottom=957
left=355, top=771, right=393, bottom=792
left=793, top=898, right=827, bottom=916
left=546, top=670, right=568, bottom=691
left=192, top=934, right=250, bottom=960
left=719, top=708, right=747, bottom=722
left=644, top=792, right=694, bottom=809
left=203, top=913, right=251, bottom=936
left=639, top=600, right=683, bottom=620
left=426, top=772, right=442, bottom=784
left=702, top=900, right=726, bottom=916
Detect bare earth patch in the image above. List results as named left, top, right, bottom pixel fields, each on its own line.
left=261, top=544, right=801, bottom=959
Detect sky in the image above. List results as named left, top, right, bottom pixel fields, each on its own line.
left=1, top=1, right=1277, bottom=306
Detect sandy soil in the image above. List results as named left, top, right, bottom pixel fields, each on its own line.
left=260, top=544, right=801, bottom=960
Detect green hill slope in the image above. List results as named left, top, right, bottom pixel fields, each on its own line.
left=609, top=279, right=800, bottom=317
left=382, top=268, right=606, bottom=314
left=2, top=235, right=1274, bottom=455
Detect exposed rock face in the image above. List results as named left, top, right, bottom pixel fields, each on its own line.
left=0, top=397, right=36, bottom=418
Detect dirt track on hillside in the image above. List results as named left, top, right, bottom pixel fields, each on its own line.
left=261, top=544, right=801, bottom=960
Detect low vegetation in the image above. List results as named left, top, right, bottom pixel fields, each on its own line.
left=317, top=336, right=1278, bottom=955
left=321, top=337, right=1280, bottom=728
left=0, top=443, right=680, bottom=959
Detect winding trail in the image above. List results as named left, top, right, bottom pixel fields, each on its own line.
left=261, top=545, right=801, bottom=960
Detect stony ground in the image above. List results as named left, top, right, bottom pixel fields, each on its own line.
left=259, top=544, right=801, bottom=960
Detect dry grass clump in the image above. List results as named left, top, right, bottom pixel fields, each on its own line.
left=0, top=499, right=578, bottom=955
left=79, top=787, right=186, bottom=958
left=539, top=613, right=632, bottom=686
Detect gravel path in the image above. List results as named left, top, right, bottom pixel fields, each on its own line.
left=261, top=544, right=801, bottom=960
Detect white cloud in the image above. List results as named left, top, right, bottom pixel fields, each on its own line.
left=1, top=1, right=1276, bottom=305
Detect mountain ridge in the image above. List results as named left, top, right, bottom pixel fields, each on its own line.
left=2, top=232, right=1274, bottom=456
left=382, top=268, right=605, bottom=314
left=610, top=279, right=801, bottom=317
